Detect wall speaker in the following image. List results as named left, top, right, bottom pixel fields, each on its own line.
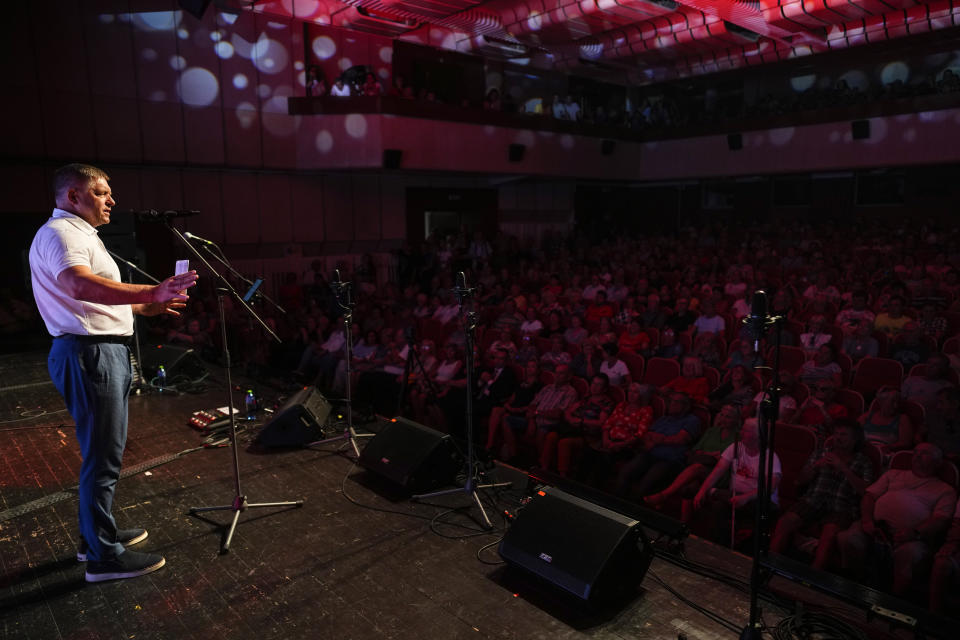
left=851, top=119, right=871, bottom=140
left=383, top=148, right=403, bottom=169
left=508, top=143, right=526, bottom=162
left=139, top=344, right=207, bottom=382
left=499, top=486, right=653, bottom=606
left=727, top=132, right=743, bottom=151
left=358, top=417, right=462, bottom=493
left=255, top=387, right=332, bottom=447
left=601, top=139, right=615, bottom=156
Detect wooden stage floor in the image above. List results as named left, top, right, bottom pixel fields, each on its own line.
left=0, top=351, right=947, bottom=640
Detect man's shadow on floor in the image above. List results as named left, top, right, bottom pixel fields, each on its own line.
left=0, top=557, right=86, bottom=615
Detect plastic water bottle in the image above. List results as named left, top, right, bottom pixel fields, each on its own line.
left=245, top=389, right=257, bottom=420
left=156, top=365, right=166, bottom=391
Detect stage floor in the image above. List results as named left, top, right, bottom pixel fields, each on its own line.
left=0, top=351, right=942, bottom=639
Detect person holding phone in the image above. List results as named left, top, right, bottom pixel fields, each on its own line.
left=29, top=163, right=198, bottom=582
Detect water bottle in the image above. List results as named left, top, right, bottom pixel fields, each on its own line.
left=245, top=389, right=257, bottom=420
left=156, top=365, right=166, bottom=391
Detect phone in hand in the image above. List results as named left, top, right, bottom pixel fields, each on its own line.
left=175, top=260, right=190, bottom=276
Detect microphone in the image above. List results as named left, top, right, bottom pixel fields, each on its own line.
left=183, top=231, right=216, bottom=246
left=135, top=209, right=200, bottom=222
left=743, top=290, right=768, bottom=352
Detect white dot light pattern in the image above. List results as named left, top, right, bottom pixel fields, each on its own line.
left=179, top=67, right=220, bottom=107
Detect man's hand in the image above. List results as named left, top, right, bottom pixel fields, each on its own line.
left=152, top=271, right=198, bottom=304
left=138, top=300, right=187, bottom=317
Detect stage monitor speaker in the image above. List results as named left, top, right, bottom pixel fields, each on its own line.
left=358, top=417, right=462, bottom=493
left=852, top=119, right=871, bottom=140
left=727, top=132, right=743, bottom=151
left=139, top=344, right=207, bottom=382
left=499, top=486, right=653, bottom=606
left=383, top=148, right=403, bottom=169
left=601, top=139, right=615, bottom=156
left=255, top=386, right=332, bottom=447
left=508, top=143, right=526, bottom=162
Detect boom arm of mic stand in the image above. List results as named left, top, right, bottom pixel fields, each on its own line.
left=192, top=242, right=286, bottom=315
left=107, top=250, right=161, bottom=284
left=165, top=223, right=282, bottom=344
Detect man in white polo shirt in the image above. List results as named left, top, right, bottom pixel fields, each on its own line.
left=29, top=163, right=198, bottom=582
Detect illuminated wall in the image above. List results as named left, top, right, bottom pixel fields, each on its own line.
left=2, top=0, right=959, bottom=260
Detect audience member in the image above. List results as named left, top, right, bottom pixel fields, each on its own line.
left=771, top=420, right=873, bottom=569
left=860, top=386, right=915, bottom=454
left=837, top=444, right=956, bottom=595
left=690, top=417, right=782, bottom=545
left=615, top=392, right=701, bottom=499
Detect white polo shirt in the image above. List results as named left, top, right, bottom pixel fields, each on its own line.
left=29, top=208, right=134, bottom=337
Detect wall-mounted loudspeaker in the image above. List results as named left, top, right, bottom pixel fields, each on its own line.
left=255, top=387, right=332, bottom=447
left=851, top=119, right=871, bottom=140
left=383, top=149, right=403, bottom=169
left=508, top=143, right=526, bottom=162
left=727, top=133, right=743, bottom=151
left=499, top=486, right=653, bottom=606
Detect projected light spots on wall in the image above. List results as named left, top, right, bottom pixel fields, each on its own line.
left=839, top=70, right=868, bottom=91
left=233, top=74, right=248, bottom=89
left=258, top=84, right=272, bottom=98
left=170, top=55, right=187, bottom=71
left=99, top=13, right=114, bottom=24
left=252, top=34, right=289, bottom=73
left=379, top=47, right=392, bottom=63
left=315, top=130, right=334, bottom=153
left=345, top=114, right=367, bottom=138
left=338, top=58, right=353, bottom=71
left=142, top=48, right=158, bottom=61
left=179, top=67, right=220, bottom=106
left=526, top=13, right=542, bottom=31
left=313, top=36, right=336, bottom=60
left=219, top=12, right=239, bottom=25
left=378, top=68, right=389, bottom=79
left=133, top=11, right=180, bottom=32
left=881, top=62, right=910, bottom=85
left=236, top=102, right=257, bottom=129
left=768, top=128, right=795, bottom=146
left=790, top=74, right=816, bottom=92
left=215, top=41, right=235, bottom=59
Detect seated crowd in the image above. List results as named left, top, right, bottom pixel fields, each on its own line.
left=131, top=218, right=960, bottom=612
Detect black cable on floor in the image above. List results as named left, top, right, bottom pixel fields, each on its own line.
left=647, top=568, right=743, bottom=634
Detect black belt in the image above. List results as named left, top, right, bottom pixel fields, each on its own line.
left=56, top=334, right=132, bottom=346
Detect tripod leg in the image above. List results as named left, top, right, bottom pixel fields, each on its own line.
left=222, top=507, right=243, bottom=553
left=471, top=490, right=494, bottom=530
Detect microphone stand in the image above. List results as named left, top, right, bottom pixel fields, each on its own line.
left=108, top=249, right=159, bottom=394
left=160, top=221, right=302, bottom=554
left=188, top=238, right=286, bottom=315
left=411, top=272, right=510, bottom=530
left=306, top=273, right=373, bottom=458
left=740, top=292, right=783, bottom=640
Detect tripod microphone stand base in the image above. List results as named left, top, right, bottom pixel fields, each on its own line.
left=412, top=477, right=513, bottom=530
left=306, top=428, right=374, bottom=458
left=190, top=496, right=304, bottom=554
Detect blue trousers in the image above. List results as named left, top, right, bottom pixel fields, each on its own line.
left=48, top=336, right=132, bottom=562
